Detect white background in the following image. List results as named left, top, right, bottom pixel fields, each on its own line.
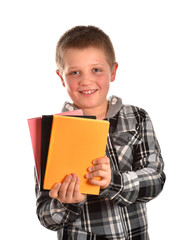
left=0, top=0, right=181, bottom=239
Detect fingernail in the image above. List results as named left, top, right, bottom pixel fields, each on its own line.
left=89, top=167, right=93, bottom=172
left=66, top=175, right=71, bottom=180
left=86, top=174, right=91, bottom=179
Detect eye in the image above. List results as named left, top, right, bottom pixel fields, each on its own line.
left=93, top=68, right=101, bottom=73
left=71, top=71, right=79, bottom=75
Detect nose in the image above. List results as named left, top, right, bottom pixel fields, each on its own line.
left=79, top=72, right=93, bottom=86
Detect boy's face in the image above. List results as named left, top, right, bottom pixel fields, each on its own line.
left=57, top=46, right=118, bottom=115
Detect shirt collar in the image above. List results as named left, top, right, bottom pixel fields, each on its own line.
left=61, top=95, right=123, bottom=119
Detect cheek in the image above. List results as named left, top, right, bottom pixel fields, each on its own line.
left=98, top=76, right=110, bottom=91
left=65, top=79, right=77, bottom=92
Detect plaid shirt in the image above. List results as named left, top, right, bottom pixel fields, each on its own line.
left=35, top=96, right=165, bottom=240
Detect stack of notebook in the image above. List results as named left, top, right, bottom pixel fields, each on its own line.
left=28, top=110, right=110, bottom=195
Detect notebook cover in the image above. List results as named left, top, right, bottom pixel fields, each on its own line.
left=43, top=115, right=110, bottom=195
left=27, top=109, right=83, bottom=184
left=40, top=115, right=53, bottom=191
left=27, top=117, right=42, bottom=182
left=40, top=115, right=96, bottom=191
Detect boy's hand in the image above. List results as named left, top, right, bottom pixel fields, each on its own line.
left=49, top=174, right=86, bottom=203
left=86, top=156, right=111, bottom=189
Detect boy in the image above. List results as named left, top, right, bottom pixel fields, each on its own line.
left=35, top=26, right=165, bottom=239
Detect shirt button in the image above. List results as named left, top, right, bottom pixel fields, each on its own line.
left=111, top=97, right=117, bottom=105
left=68, top=106, right=74, bottom=111
left=65, top=104, right=74, bottom=111
left=65, top=104, right=70, bottom=109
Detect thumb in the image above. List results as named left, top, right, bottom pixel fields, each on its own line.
left=49, top=182, right=61, bottom=199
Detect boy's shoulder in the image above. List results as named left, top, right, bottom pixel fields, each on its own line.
left=107, top=96, right=148, bottom=120
left=108, top=96, right=151, bottom=133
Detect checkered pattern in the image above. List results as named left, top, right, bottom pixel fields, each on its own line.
left=35, top=96, right=165, bottom=239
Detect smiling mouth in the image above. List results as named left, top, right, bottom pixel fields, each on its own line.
left=79, top=89, right=98, bottom=95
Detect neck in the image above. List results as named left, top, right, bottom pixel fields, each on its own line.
left=82, top=102, right=108, bottom=120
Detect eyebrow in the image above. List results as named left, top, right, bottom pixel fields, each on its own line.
left=91, top=63, right=105, bottom=67
left=67, top=67, right=79, bottom=71
left=67, top=63, right=105, bottom=70
left=91, top=62, right=105, bottom=65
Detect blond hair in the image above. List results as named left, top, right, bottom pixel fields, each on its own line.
left=56, top=25, right=116, bottom=71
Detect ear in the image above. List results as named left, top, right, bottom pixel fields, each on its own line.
left=110, top=62, right=118, bottom=82
left=56, top=69, right=65, bottom=87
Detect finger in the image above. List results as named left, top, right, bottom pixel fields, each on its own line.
left=65, top=174, right=77, bottom=199
left=73, top=176, right=80, bottom=194
left=88, top=178, right=105, bottom=187
left=58, top=175, right=72, bottom=199
left=86, top=170, right=107, bottom=180
left=93, top=156, right=110, bottom=165
left=88, top=163, right=109, bottom=173
left=89, top=177, right=110, bottom=189
left=49, top=182, right=61, bottom=199
left=72, top=176, right=82, bottom=199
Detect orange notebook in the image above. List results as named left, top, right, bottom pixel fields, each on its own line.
left=43, top=115, right=110, bottom=195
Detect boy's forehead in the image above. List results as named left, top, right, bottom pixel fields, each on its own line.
left=62, top=46, right=109, bottom=65
left=64, top=46, right=106, bottom=55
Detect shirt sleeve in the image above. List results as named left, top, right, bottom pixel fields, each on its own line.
left=101, top=109, right=166, bottom=207
left=35, top=174, right=86, bottom=231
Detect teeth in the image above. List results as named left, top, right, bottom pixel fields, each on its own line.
left=82, top=90, right=95, bottom=94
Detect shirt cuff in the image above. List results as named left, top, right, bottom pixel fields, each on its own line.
left=50, top=198, right=86, bottom=224
left=100, top=170, right=123, bottom=199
